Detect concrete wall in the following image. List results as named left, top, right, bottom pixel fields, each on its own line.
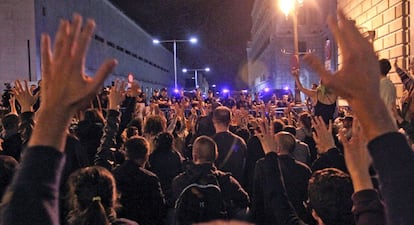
left=0, top=0, right=37, bottom=84
left=0, top=0, right=175, bottom=93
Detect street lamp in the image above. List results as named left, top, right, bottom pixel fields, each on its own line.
left=280, top=0, right=304, bottom=103
left=152, top=37, right=198, bottom=89
left=182, top=67, right=210, bottom=89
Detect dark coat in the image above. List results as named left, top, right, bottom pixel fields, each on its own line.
left=251, top=152, right=306, bottom=225
left=244, top=135, right=265, bottom=196
left=148, top=149, right=182, bottom=207
left=278, top=155, right=312, bottom=223
left=113, top=160, right=165, bottom=225
left=311, top=147, right=347, bottom=173
left=212, top=131, right=247, bottom=184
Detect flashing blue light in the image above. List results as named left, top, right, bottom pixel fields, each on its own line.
left=264, top=87, right=270, bottom=92
left=212, top=84, right=216, bottom=88
left=222, top=89, right=229, bottom=94
left=242, top=90, right=248, bottom=93
left=283, top=86, right=289, bottom=90
left=174, top=89, right=179, bottom=93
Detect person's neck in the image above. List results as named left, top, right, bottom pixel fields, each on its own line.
left=130, top=158, right=146, bottom=168
left=215, top=124, right=229, bottom=133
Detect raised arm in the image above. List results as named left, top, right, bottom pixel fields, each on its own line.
left=303, top=11, right=396, bottom=141
left=394, top=58, right=414, bottom=91
left=339, top=118, right=385, bottom=225
left=29, top=15, right=117, bottom=151
left=0, top=13, right=116, bottom=225
left=304, top=10, right=414, bottom=225
left=95, top=80, right=125, bottom=170
left=291, top=69, right=316, bottom=99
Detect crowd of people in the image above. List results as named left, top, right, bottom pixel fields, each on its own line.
left=1, top=10, right=414, bottom=225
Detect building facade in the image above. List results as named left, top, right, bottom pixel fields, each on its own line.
left=339, top=0, right=410, bottom=98
left=0, top=0, right=176, bottom=95
left=247, top=0, right=337, bottom=101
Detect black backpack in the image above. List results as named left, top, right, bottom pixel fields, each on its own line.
left=174, top=173, right=227, bottom=225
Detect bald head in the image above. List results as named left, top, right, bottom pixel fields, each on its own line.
left=275, top=131, right=296, bottom=155
left=192, top=136, right=218, bottom=164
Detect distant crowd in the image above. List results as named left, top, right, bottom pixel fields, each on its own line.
left=1, top=10, right=414, bottom=225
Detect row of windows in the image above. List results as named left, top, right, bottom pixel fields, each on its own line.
left=93, top=34, right=170, bottom=73
left=41, top=5, right=170, bottom=74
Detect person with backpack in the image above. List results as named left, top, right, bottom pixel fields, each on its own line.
left=172, top=136, right=250, bottom=225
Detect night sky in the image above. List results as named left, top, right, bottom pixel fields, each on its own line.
left=109, top=0, right=254, bottom=90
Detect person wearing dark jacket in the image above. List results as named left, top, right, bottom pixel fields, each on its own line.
left=0, top=114, right=22, bottom=161
left=311, top=147, right=347, bottom=173
left=275, top=132, right=312, bottom=223
left=212, top=106, right=247, bottom=185
left=148, top=132, right=182, bottom=207
left=94, top=108, right=123, bottom=171
left=0, top=155, right=18, bottom=200
left=172, top=136, right=250, bottom=222
left=244, top=132, right=264, bottom=197
left=75, top=108, right=104, bottom=164
left=113, top=136, right=165, bottom=225
left=251, top=151, right=306, bottom=225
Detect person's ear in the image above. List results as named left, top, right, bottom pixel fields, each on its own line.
left=144, top=152, right=149, bottom=163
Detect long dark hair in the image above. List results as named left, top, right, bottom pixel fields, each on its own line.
left=67, top=166, right=118, bottom=225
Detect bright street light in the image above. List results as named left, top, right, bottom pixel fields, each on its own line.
left=152, top=37, right=198, bottom=89
left=182, top=67, right=210, bottom=89
left=189, top=37, right=198, bottom=44
left=279, top=0, right=295, bottom=17
left=279, top=0, right=303, bottom=103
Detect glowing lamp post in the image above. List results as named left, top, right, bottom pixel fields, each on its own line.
left=182, top=67, right=210, bottom=89
left=280, top=0, right=303, bottom=103
left=153, top=37, right=198, bottom=89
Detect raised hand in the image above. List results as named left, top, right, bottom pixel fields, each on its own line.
left=304, top=11, right=379, bottom=103
left=257, top=118, right=276, bottom=154
left=291, top=68, right=300, bottom=78
left=9, top=94, right=17, bottom=115
left=39, top=13, right=117, bottom=118
left=312, top=116, right=335, bottom=154
left=394, top=58, right=400, bottom=69
left=339, top=118, right=373, bottom=191
left=13, top=80, right=39, bottom=112
left=108, top=80, right=126, bottom=110
left=29, top=13, right=117, bottom=151
left=303, top=10, right=396, bottom=141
